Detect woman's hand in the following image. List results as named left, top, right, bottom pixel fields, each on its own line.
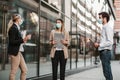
left=61, top=40, right=68, bottom=45
left=23, top=37, right=28, bottom=43
left=23, top=34, right=31, bottom=43
left=51, top=40, right=57, bottom=45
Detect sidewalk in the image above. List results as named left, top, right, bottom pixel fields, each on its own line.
left=65, top=61, right=120, bottom=80
left=0, top=59, right=93, bottom=80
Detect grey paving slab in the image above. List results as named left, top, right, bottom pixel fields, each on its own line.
left=65, top=61, right=120, bottom=80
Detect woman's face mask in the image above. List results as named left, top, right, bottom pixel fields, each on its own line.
left=56, top=23, right=62, bottom=29
left=19, top=19, right=23, bottom=25
left=18, top=19, right=23, bottom=25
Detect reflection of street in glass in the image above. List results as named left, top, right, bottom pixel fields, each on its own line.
left=24, top=43, right=36, bottom=46
left=115, top=43, right=120, bottom=54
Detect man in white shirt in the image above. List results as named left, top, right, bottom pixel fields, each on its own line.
left=94, top=12, right=113, bottom=80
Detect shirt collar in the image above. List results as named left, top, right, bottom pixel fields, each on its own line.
left=14, top=23, right=20, bottom=30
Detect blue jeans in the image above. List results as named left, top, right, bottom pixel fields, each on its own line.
left=100, top=50, right=113, bottom=80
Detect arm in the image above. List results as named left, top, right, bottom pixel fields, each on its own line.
left=61, top=31, right=70, bottom=46
left=9, top=27, right=24, bottom=46
left=49, top=30, right=56, bottom=45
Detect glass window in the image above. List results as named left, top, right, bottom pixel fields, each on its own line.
left=39, top=17, right=54, bottom=75
left=78, top=2, right=85, bottom=13
left=46, top=0, right=61, bottom=10
left=18, top=9, right=38, bottom=78
left=0, top=7, right=3, bottom=70
left=72, top=6, right=77, bottom=14
left=72, top=0, right=77, bottom=4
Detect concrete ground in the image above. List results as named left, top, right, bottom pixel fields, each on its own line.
left=65, top=61, right=120, bottom=80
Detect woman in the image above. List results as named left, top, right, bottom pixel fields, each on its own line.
left=49, top=18, right=69, bottom=80
left=8, top=14, right=29, bottom=80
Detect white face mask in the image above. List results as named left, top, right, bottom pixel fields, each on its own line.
left=97, top=19, right=102, bottom=24
left=19, top=19, right=23, bottom=25
left=56, top=23, right=62, bottom=29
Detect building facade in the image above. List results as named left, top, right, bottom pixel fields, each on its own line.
left=114, top=0, right=120, bottom=59
left=0, top=0, right=116, bottom=79
left=114, top=0, right=120, bottom=31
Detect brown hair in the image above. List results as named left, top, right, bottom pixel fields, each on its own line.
left=12, top=14, right=21, bottom=22
left=56, top=18, right=65, bottom=32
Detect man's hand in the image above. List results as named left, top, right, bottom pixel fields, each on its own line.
left=94, top=42, right=99, bottom=48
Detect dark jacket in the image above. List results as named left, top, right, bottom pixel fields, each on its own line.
left=8, top=23, right=24, bottom=56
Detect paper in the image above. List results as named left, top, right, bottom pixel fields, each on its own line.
left=21, top=30, right=26, bottom=38
left=19, top=30, right=26, bottom=52
left=54, top=33, right=64, bottom=48
left=27, top=34, right=31, bottom=40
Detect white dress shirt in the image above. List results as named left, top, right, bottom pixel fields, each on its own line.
left=98, top=22, right=113, bottom=51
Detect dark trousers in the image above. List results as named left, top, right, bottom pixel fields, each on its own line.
left=100, top=50, right=113, bottom=80
left=51, top=50, right=67, bottom=80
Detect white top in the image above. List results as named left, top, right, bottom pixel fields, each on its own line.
left=98, top=22, right=113, bottom=51
left=14, top=23, right=24, bottom=52
left=14, top=23, right=20, bottom=30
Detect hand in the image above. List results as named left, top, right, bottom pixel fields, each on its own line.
left=61, top=40, right=68, bottom=45
left=51, top=40, right=57, bottom=45
left=23, top=37, right=28, bottom=43
left=26, top=34, right=31, bottom=40
left=94, top=43, right=99, bottom=48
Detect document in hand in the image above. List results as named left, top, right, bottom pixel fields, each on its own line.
left=54, top=33, right=64, bottom=48
left=21, top=30, right=26, bottom=39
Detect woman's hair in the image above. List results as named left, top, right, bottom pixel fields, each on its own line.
left=56, top=18, right=65, bottom=32
left=7, top=19, right=13, bottom=36
left=7, top=14, right=21, bottom=35
left=12, top=14, right=21, bottom=22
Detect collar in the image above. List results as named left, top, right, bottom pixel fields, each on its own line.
left=14, top=23, right=20, bottom=30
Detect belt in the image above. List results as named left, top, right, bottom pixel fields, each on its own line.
left=99, top=49, right=110, bottom=53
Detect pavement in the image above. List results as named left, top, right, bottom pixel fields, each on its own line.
left=0, top=61, right=120, bottom=80
left=0, top=58, right=94, bottom=80
left=65, top=61, right=120, bottom=80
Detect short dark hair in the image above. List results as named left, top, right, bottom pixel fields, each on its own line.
left=98, top=12, right=110, bottom=22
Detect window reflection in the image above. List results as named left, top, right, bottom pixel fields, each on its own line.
left=30, top=12, right=39, bottom=25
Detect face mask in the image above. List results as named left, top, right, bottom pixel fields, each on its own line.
left=56, top=23, right=62, bottom=29
left=97, top=19, right=102, bottom=24
left=19, top=19, right=23, bottom=25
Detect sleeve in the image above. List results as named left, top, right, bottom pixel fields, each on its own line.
left=49, top=30, right=54, bottom=44
left=65, top=31, right=70, bottom=46
left=9, top=27, right=24, bottom=46
left=99, top=27, right=113, bottom=48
